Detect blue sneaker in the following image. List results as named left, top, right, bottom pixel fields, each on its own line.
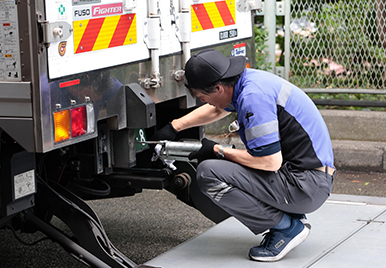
left=249, top=217, right=310, bottom=262
left=290, top=213, right=311, bottom=230
left=299, top=215, right=311, bottom=230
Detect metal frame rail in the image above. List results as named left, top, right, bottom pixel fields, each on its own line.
left=303, top=88, right=386, bottom=107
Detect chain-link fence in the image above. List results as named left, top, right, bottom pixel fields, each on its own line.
left=289, top=0, right=386, bottom=91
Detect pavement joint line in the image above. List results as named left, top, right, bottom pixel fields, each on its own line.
left=304, top=206, right=386, bottom=268
left=325, top=200, right=367, bottom=206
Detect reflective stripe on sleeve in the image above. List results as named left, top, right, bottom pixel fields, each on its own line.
left=277, top=82, right=292, bottom=108
left=245, top=120, right=278, bottom=142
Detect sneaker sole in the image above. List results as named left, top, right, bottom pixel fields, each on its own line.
left=249, top=226, right=310, bottom=262
left=300, top=218, right=312, bottom=230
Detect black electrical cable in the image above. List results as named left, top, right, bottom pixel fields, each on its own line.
left=4, top=225, right=50, bottom=246
left=67, top=179, right=111, bottom=197
left=35, top=174, right=114, bottom=255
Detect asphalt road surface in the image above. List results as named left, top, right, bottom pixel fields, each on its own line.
left=1, top=171, right=386, bottom=268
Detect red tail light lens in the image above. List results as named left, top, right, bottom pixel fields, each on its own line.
left=71, top=106, right=87, bottom=137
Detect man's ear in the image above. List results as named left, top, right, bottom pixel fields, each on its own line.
left=217, top=84, right=224, bottom=93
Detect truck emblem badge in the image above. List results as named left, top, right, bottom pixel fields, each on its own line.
left=58, top=41, right=67, bottom=56
left=92, top=3, right=123, bottom=17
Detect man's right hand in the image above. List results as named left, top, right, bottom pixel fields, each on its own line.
left=188, top=138, right=218, bottom=163
left=150, top=122, right=178, bottom=141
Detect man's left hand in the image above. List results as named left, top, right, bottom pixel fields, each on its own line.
left=188, top=138, right=218, bottom=163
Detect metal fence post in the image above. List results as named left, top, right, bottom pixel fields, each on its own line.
left=264, top=0, right=277, bottom=73
left=284, top=0, right=291, bottom=80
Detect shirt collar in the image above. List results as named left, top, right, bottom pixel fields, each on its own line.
left=231, top=69, right=247, bottom=104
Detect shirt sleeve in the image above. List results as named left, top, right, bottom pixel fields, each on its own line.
left=248, top=141, right=281, bottom=156
left=238, top=89, right=280, bottom=156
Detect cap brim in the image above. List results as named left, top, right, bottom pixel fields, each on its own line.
left=222, top=56, right=247, bottom=79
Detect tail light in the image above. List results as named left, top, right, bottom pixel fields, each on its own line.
left=54, top=103, right=95, bottom=143
left=71, top=106, right=87, bottom=137
left=54, top=110, right=71, bottom=142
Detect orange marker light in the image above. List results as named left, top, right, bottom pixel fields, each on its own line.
left=54, top=110, right=71, bottom=142
left=71, top=106, right=87, bottom=137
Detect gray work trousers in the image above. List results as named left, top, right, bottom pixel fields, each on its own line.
left=189, top=160, right=334, bottom=235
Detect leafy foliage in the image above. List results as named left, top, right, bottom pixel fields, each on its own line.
left=254, top=26, right=272, bottom=71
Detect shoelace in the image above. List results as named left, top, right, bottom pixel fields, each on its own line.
left=260, top=231, right=274, bottom=250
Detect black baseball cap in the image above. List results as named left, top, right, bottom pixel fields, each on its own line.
left=185, top=49, right=246, bottom=89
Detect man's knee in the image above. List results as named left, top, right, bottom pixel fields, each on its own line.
left=196, top=159, right=215, bottom=176
left=196, top=159, right=219, bottom=188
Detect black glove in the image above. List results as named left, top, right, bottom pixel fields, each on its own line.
left=188, top=138, right=218, bottom=163
left=150, top=122, right=178, bottom=141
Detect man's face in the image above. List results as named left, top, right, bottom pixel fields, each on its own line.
left=193, top=86, right=230, bottom=109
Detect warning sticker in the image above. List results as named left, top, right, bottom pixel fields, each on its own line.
left=14, top=169, right=36, bottom=200
left=0, top=0, right=21, bottom=81
left=231, top=42, right=246, bottom=57
left=191, top=0, right=236, bottom=32
left=73, top=13, right=137, bottom=54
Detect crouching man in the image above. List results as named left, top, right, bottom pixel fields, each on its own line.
left=152, top=49, right=335, bottom=262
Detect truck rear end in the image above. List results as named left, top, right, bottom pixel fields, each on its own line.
left=0, top=0, right=260, bottom=266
